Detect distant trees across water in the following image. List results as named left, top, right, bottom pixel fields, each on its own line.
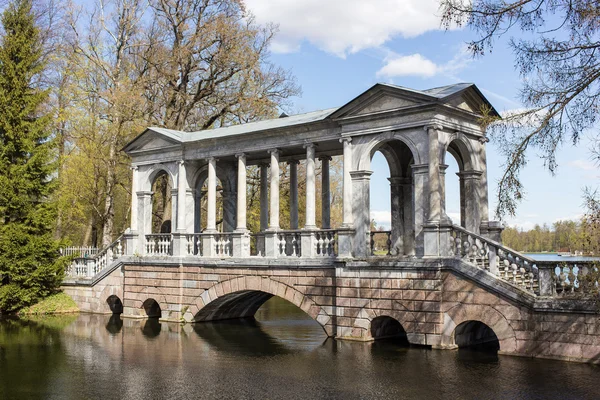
left=502, top=219, right=600, bottom=255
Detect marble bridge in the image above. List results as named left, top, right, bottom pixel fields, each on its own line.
left=62, top=83, right=600, bottom=363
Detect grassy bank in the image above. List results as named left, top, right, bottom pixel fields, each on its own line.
left=19, top=292, right=79, bottom=315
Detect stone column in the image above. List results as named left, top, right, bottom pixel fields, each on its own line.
left=235, top=153, right=247, bottom=231
left=289, top=160, right=299, bottom=229
left=176, top=160, right=187, bottom=232
left=426, top=125, right=443, bottom=223
left=130, top=166, right=138, bottom=231
left=137, top=191, right=153, bottom=254
left=170, top=188, right=178, bottom=232
left=412, top=165, right=428, bottom=257
left=457, top=170, right=483, bottom=232
left=268, top=149, right=280, bottom=230
left=338, top=138, right=354, bottom=257
left=351, top=170, right=372, bottom=257
left=478, top=137, right=490, bottom=233
left=340, top=138, right=353, bottom=227
left=265, top=149, right=280, bottom=257
left=439, top=164, right=448, bottom=220
left=206, top=157, right=217, bottom=232
left=232, top=153, right=250, bottom=257
left=402, top=178, right=415, bottom=256
left=320, top=156, right=331, bottom=229
left=304, top=143, right=316, bottom=229
left=389, top=177, right=409, bottom=256
left=259, top=164, right=268, bottom=231
left=185, top=188, right=195, bottom=233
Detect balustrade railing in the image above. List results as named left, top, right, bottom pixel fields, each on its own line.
left=370, top=230, right=392, bottom=256
left=277, top=231, right=301, bottom=257
left=537, top=261, right=599, bottom=296
left=450, top=225, right=540, bottom=294
left=185, top=234, right=202, bottom=256
left=145, top=234, right=172, bottom=256
left=65, top=235, right=125, bottom=278
left=214, top=233, right=233, bottom=257
left=60, top=246, right=98, bottom=257
left=316, top=230, right=337, bottom=257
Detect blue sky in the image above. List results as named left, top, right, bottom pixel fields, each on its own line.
left=245, top=0, right=598, bottom=230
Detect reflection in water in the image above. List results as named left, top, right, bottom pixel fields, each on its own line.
left=105, top=314, right=123, bottom=335
left=141, top=317, right=161, bottom=338
left=2, top=298, right=600, bottom=399
left=193, top=318, right=290, bottom=355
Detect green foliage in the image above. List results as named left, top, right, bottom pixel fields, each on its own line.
left=18, top=291, right=78, bottom=315
left=501, top=219, right=600, bottom=255
left=0, top=0, right=66, bottom=313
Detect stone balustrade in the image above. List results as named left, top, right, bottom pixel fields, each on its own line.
left=537, top=261, right=599, bottom=296
left=64, top=236, right=125, bottom=278
left=450, top=225, right=540, bottom=293
left=449, top=225, right=599, bottom=298
left=315, top=230, right=337, bottom=257
left=370, top=230, right=392, bottom=256
left=64, top=225, right=599, bottom=303
left=145, top=234, right=172, bottom=256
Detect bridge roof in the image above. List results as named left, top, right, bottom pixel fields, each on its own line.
left=123, top=82, right=497, bottom=154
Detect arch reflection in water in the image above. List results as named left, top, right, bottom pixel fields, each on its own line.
left=193, top=297, right=327, bottom=354
left=141, top=318, right=162, bottom=338
left=455, top=320, right=500, bottom=353
left=105, top=314, right=123, bottom=335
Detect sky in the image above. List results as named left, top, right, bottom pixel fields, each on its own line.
left=244, top=0, right=599, bottom=231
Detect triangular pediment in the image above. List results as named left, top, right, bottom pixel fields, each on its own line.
left=329, top=84, right=433, bottom=119
left=329, top=83, right=500, bottom=120
left=438, top=85, right=500, bottom=117
left=123, top=127, right=183, bottom=153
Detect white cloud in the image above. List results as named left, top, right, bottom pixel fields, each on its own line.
left=568, top=159, right=597, bottom=172
left=371, top=210, right=391, bottom=229
left=447, top=212, right=460, bottom=223
left=245, top=0, right=444, bottom=57
left=376, top=54, right=438, bottom=78
left=505, top=219, right=536, bottom=231
left=376, top=47, right=473, bottom=79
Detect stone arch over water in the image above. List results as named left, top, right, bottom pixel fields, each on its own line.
left=442, top=304, right=516, bottom=353
left=187, top=276, right=333, bottom=336
left=370, top=316, right=409, bottom=344
left=106, top=295, right=123, bottom=314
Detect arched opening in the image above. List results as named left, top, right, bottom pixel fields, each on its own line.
left=370, top=316, right=409, bottom=344
left=445, top=139, right=479, bottom=231
left=151, top=171, right=172, bottom=233
left=369, top=139, right=415, bottom=256
left=454, top=320, right=500, bottom=352
left=106, top=295, right=123, bottom=314
left=194, top=290, right=327, bottom=334
left=142, top=298, right=162, bottom=319
left=370, top=151, right=391, bottom=255
left=194, top=291, right=327, bottom=350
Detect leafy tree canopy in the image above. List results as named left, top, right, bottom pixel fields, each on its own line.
left=0, top=0, right=66, bottom=313
left=440, top=0, right=600, bottom=218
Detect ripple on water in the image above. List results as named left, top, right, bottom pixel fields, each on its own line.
left=1, top=300, right=600, bottom=399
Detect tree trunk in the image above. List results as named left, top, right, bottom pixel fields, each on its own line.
left=101, top=138, right=117, bottom=248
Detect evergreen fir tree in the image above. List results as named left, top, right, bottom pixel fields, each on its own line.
left=0, top=0, right=66, bottom=313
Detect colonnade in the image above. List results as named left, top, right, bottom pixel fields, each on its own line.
left=126, top=126, right=496, bottom=259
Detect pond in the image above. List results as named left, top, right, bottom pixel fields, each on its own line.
left=1, top=297, right=600, bottom=399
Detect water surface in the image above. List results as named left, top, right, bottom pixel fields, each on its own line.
left=1, top=298, right=600, bottom=399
